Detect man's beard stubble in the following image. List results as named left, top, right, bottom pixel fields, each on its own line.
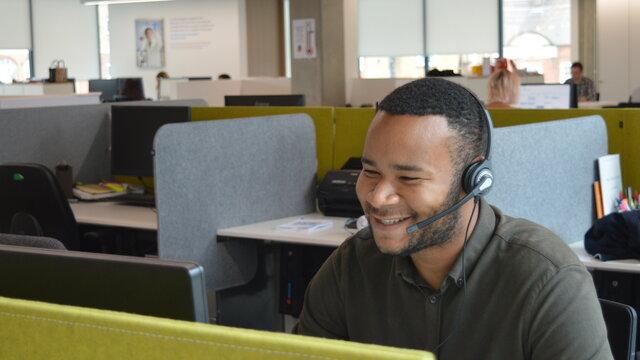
left=367, top=184, right=463, bottom=257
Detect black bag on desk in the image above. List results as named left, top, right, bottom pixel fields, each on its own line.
left=585, top=210, right=640, bottom=261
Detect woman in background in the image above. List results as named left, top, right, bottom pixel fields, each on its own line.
left=486, top=69, right=521, bottom=109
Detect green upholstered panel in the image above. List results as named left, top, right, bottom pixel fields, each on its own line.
left=331, top=108, right=640, bottom=188
left=333, top=108, right=375, bottom=170
left=0, top=296, right=433, bottom=360
left=621, top=110, right=640, bottom=189
left=191, top=107, right=334, bottom=180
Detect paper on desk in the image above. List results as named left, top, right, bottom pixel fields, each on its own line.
left=276, top=219, right=333, bottom=233
left=598, top=154, right=623, bottom=215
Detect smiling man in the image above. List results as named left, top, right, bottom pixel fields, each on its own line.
left=295, top=78, right=612, bottom=359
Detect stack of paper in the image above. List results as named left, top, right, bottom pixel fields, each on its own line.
left=276, top=219, right=333, bottom=233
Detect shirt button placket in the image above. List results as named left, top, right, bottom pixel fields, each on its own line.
left=429, top=295, right=438, bottom=304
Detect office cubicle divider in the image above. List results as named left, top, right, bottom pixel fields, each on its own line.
left=0, top=104, right=111, bottom=183
left=153, top=114, right=317, bottom=328
left=0, top=99, right=207, bottom=184
left=191, top=107, right=334, bottom=180
left=487, top=116, right=607, bottom=244
left=0, top=296, right=433, bottom=360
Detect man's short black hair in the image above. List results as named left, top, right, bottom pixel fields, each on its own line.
left=571, top=62, right=584, bottom=71
left=376, top=78, right=488, bottom=186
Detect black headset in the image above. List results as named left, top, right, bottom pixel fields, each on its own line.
left=406, top=88, right=494, bottom=234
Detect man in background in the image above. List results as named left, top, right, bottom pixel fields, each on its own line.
left=564, top=62, right=597, bottom=102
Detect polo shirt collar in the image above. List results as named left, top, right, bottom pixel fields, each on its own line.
left=393, top=198, right=496, bottom=289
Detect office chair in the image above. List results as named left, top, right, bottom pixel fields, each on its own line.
left=0, top=233, right=65, bottom=250
left=600, top=298, right=637, bottom=360
left=0, top=164, right=80, bottom=251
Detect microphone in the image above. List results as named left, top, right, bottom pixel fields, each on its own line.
left=406, top=176, right=492, bottom=234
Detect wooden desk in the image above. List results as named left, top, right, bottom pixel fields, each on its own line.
left=217, top=213, right=352, bottom=247
left=220, top=214, right=640, bottom=275
left=70, top=201, right=158, bottom=231
left=570, top=241, right=640, bottom=274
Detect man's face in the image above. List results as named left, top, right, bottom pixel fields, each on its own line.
left=571, top=66, right=583, bottom=81
left=145, top=29, right=154, bottom=41
left=356, top=112, right=463, bottom=256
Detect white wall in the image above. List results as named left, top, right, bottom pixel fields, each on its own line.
left=108, top=0, right=247, bottom=99
left=0, top=0, right=31, bottom=49
left=31, top=0, right=100, bottom=80
left=596, top=0, right=634, bottom=101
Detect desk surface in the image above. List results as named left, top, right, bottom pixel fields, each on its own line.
left=70, top=201, right=158, bottom=231
left=569, top=241, right=640, bottom=274
left=221, top=213, right=640, bottom=273
left=217, top=213, right=352, bottom=247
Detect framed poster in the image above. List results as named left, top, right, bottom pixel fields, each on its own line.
left=136, top=19, right=165, bottom=68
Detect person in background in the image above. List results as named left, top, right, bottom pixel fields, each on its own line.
left=564, top=62, right=597, bottom=102
left=156, top=71, right=169, bottom=100
left=485, top=69, right=520, bottom=109
left=218, top=73, right=231, bottom=80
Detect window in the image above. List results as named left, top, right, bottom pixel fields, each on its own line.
left=357, top=0, right=573, bottom=82
left=0, top=49, right=30, bottom=84
left=502, top=0, right=572, bottom=83
left=97, top=4, right=111, bottom=79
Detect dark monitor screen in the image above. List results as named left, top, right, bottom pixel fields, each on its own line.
left=0, top=244, right=209, bottom=322
left=111, top=106, right=191, bottom=177
left=89, top=79, right=120, bottom=102
left=116, top=77, right=145, bottom=101
left=225, top=94, right=305, bottom=106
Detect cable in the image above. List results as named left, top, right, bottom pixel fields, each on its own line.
left=433, top=196, right=479, bottom=353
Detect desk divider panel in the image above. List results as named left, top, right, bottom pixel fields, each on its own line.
left=0, top=99, right=208, bottom=184
left=0, top=104, right=111, bottom=183
left=191, top=107, right=334, bottom=180
left=486, top=116, right=608, bottom=244
left=153, top=114, right=317, bottom=293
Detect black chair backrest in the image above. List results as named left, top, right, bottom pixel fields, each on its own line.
left=600, top=298, right=637, bottom=360
left=0, top=233, right=66, bottom=250
left=0, top=164, right=79, bottom=250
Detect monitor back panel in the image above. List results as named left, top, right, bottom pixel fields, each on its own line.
left=0, top=245, right=208, bottom=322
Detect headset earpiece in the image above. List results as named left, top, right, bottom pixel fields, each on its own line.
left=462, top=160, right=493, bottom=196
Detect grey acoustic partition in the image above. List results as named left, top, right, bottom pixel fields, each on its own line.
left=487, top=115, right=608, bottom=245
left=153, top=114, right=317, bottom=291
left=0, top=104, right=111, bottom=183
left=0, top=99, right=207, bottom=183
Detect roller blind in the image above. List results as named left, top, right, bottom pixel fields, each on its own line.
left=358, top=0, right=424, bottom=57
left=425, top=0, right=499, bottom=55
left=0, top=0, right=31, bottom=49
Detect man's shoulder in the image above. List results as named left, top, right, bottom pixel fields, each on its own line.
left=491, top=207, right=583, bottom=271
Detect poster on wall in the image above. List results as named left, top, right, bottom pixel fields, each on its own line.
left=136, top=19, right=165, bottom=68
left=292, top=18, right=316, bottom=59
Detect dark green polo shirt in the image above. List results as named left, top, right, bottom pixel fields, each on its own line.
left=295, top=200, right=612, bottom=359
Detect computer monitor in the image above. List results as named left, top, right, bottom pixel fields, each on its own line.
left=0, top=244, right=209, bottom=322
left=89, top=78, right=146, bottom=102
left=516, top=84, right=577, bottom=109
left=116, top=77, right=145, bottom=101
left=111, top=106, right=191, bottom=177
left=89, top=79, right=119, bottom=102
left=224, top=94, right=306, bottom=106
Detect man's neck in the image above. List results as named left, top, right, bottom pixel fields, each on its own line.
left=410, top=201, right=479, bottom=290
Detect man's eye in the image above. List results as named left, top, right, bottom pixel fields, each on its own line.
left=399, top=176, right=421, bottom=182
left=363, top=170, right=379, bottom=177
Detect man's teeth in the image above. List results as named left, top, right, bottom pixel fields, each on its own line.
left=380, top=217, right=407, bottom=225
